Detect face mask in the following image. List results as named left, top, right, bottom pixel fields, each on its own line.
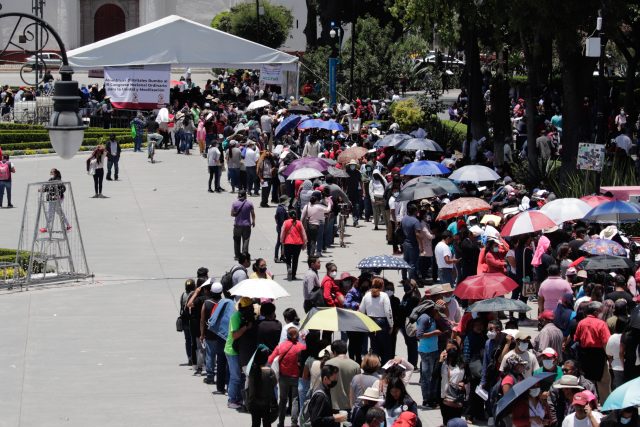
left=443, top=296, right=452, bottom=303
left=393, top=192, right=399, bottom=197
left=487, top=331, right=497, bottom=340
left=529, top=388, right=541, bottom=397
left=385, top=290, right=394, bottom=297
left=518, top=342, right=529, bottom=352
left=329, top=271, right=338, bottom=279
left=621, top=418, right=631, bottom=425
left=349, top=165, right=356, bottom=171
left=258, top=267, right=267, bottom=274
left=328, top=379, right=338, bottom=388
left=492, top=247, right=499, bottom=253
left=543, top=360, right=555, bottom=370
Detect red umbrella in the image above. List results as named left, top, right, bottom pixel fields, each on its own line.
left=170, top=79, right=185, bottom=87
left=454, top=273, right=518, bottom=299
left=500, top=211, right=556, bottom=237
left=436, top=197, right=491, bottom=221
left=580, top=195, right=613, bottom=208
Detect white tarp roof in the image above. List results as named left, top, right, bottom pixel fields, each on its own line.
left=68, top=15, right=299, bottom=71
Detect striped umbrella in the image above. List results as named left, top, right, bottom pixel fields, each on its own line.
left=580, top=195, right=613, bottom=208
left=500, top=211, right=556, bottom=237
left=300, top=307, right=381, bottom=333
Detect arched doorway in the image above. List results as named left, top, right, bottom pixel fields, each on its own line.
left=94, top=4, right=126, bottom=41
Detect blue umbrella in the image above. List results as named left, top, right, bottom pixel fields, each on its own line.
left=368, top=122, right=382, bottom=128
left=298, top=118, right=344, bottom=132
left=357, top=255, right=411, bottom=270
left=275, top=115, right=301, bottom=138
left=400, top=160, right=450, bottom=176
left=583, top=200, right=640, bottom=224
left=496, top=372, right=556, bottom=420
left=602, top=376, right=640, bottom=411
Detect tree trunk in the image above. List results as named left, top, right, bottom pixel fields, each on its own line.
left=521, top=31, right=540, bottom=186
left=304, top=0, right=318, bottom=48
left=461, top=21, right=486, bottom=156
left=492, top=48, right=509, bottom=169
left=624, top=56, right=638, bottom=128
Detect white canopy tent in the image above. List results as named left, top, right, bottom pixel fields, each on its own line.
left=67, top=15, right=299, bottom=71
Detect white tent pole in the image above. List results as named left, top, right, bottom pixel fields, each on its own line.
left=295, top=62, right=300, bottom=98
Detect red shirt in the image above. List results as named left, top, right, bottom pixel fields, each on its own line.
left=280, top=219, right=306, bottom=245
left=574, top=315, right=611, bottom=348
left=268, top=339, right=305, bottom=378
left=321, top=276, right=344, bottom=307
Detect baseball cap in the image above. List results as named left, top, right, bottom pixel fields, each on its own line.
left=211, top=281, right=223, bottom=294
left=541, top=347, right=557, bottom=358
left=238, top=297, right=253, bottom=309
left=538, top=311, right=555, bottom=321
left=572, top=392, right=589, bottom=406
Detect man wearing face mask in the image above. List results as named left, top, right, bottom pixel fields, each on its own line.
left=600, top=407, right=638, bottom=427
left=360, top=278, right=394, bottom=364
left=480, top=320, right=507, bottom=396
left=534, top=348, right=563, bottom=392
left=308, top=364, right=347, bottom=426
left=534, top=311, right=564, bottom=362
left=561, top=391, right=603, bottom=427
left=346, top=159, right=363, bottom=227
left=268, top=326, right=306, bottom=427
left=499, top=331, right=540, bottom=378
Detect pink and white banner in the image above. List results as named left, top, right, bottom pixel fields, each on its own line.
left=104, top=64, right=170, bottom=109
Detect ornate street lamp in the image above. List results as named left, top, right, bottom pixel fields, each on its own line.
left=0, top=10, right=86, bottom=159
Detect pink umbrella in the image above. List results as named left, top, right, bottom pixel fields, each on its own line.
left=282, top=157, right=330, bottom=177
left=500, top=211, right=556, bottom=237
left=580, top=195, right=613, bottom=208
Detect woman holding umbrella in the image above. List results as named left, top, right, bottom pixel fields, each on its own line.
left=485, top=239, right=507, bottom=274
left=499, top=354, right=528, bottom=427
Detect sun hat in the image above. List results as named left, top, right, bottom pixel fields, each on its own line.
left=553, top=375, right=584, bottom=390
left=357, top=387, right=384, bottom=402
left=515, top=331, right=531, bottom=340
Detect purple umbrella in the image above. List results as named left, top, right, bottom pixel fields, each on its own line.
left=579, top=239, right=627, bottom=257
left=283, top=157, right=330, bottom=177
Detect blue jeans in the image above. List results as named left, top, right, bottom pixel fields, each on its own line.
left=182, top=132, right=193, bottom=152
left=246, top=166, right=258, bottom=194
left=107, top=157, right=119, bottom=179
left=298, top=378, right=310, bottom=424
left=228, top=168, right=240, bottom=191
left=419, top=350, right=439, bottom=403
left=175, top=129, right=184, bottom=152
left=402, top=242, right=419, bottom=281
left=0, top=180, right=12, bottom=206
left=225, top=353, right=243, bottom=404
left=438, top=268, right=454, bottom=285
left=134, top=134, right=143, bottom=151
left=205, top=337, right=227, bottom=392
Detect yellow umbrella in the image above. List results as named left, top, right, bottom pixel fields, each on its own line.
left=300, top=307, right=381, bottom=333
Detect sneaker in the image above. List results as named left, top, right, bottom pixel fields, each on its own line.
left=227, top=402, right=242, bottom=410
left=39, top=227, right=48, bottom=233
left=7, top=204, right=13, bottom=208
left=106, top=177, right=112, bottom=181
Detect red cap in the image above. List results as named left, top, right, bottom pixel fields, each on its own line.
left=538, top=310, right=555, bottom=321
left=457, top=220, right=467, bottom=229
left=572, top=392, right=588, bottom=406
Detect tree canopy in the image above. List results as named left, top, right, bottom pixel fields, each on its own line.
left=211, top=1, right=294, bottom=49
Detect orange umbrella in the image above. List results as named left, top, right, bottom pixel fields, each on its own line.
left=436, top=197, right=491, bottom=221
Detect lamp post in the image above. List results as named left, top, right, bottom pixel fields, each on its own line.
left=0, top=10, right=87, bottom=159
left=349, top=0, right=356, bottom=101
left=593, top=12, right=606, bottom=193
left=329, top=22, right=343, bottom=107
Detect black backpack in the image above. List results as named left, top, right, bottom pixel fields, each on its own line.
left=220, top=265, right=246, bottom=297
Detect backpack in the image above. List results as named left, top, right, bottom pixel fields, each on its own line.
left=405, top=302, right=435, bottom=338
left=300, top=389, right=326, bottom=427
left=0, top=162, right=10, bottom=180
left=307, top=285, right=326, bottom=308
left=220, top=265, right=246, bottom=297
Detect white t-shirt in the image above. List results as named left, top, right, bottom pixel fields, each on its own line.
left=435, top=241, right=453, bottom=270
left=244, top=147, right=259, bottom=167
left=606, top=334, right=623, bottom=371
left=561, top=411, right=603, bottom=427
left=207, top=146, right=221, bottom=166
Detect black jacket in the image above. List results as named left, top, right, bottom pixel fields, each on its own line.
left=309, top=386, right=338, bottom=427
left=106, top=140, right=121, bottom=159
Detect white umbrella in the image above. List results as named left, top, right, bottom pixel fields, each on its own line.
left=449, top=165, right=501, bottom=182
left=229, top=278, right=290, bottom=299
left=246, top=99, right=271, bottom=111
left=540, top=198, right=593, bottom=225
left=286, top=167, right=324, bottom=181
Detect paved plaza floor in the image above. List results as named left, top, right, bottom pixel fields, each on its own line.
left=0, top=149, right=536, bottom=427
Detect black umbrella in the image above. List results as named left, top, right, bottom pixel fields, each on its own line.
left=374, top=133, right=410, bottom=148
left=579, top=255, right=634, bottom=271
left=288, top=105, right=312, bottom=114
left=496, top=372, right=556, bottom=420
left=357, top=255, right=411, bottom=270
left=405, top=176, right=462, bottom=194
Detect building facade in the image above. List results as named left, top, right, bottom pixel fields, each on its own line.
left=1, top=0, right=308, bottom=54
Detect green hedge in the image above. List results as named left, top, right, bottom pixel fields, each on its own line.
left=0, top=249, right=46, bottom=274
left=1, top=135, right=134, bottom=151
